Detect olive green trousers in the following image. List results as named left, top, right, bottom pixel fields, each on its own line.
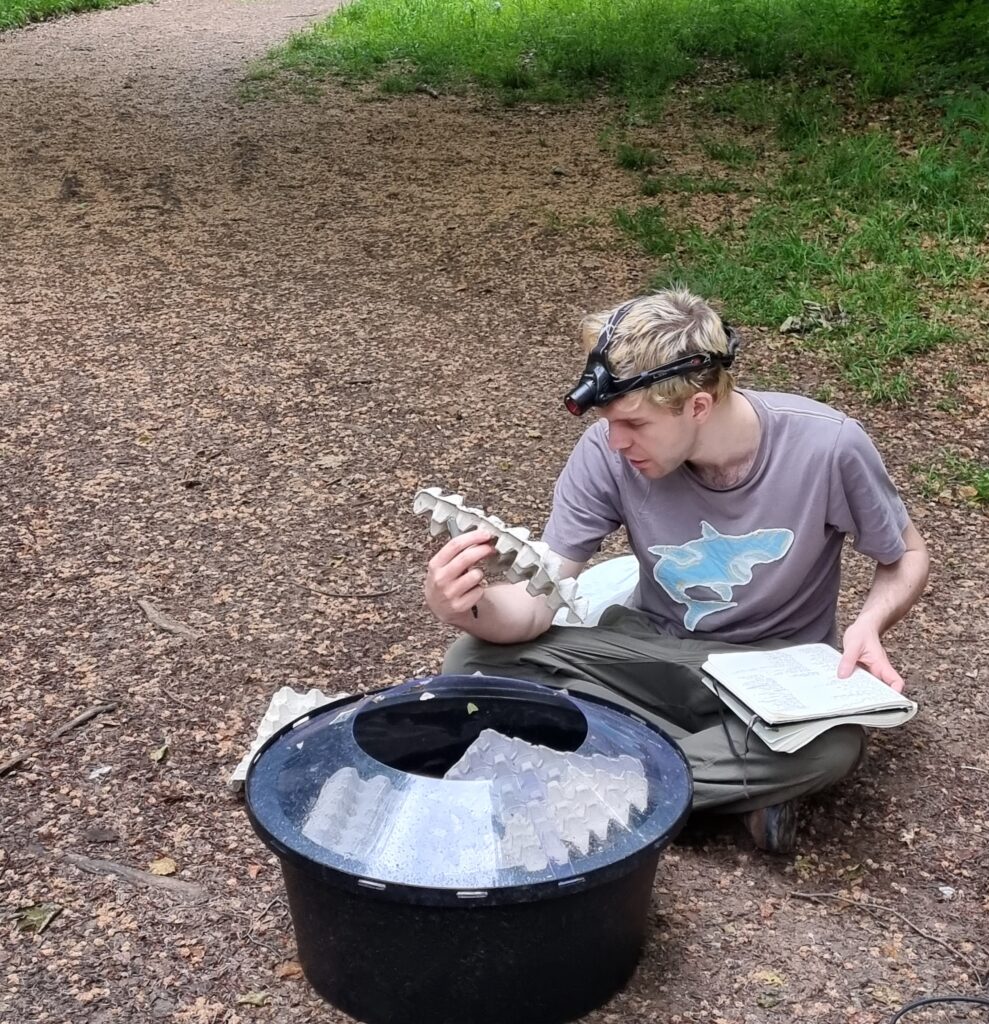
left=443, top=606, right=864, bottom=815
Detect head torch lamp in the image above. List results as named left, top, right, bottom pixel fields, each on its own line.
left=563, top=303, right=741, bottom=416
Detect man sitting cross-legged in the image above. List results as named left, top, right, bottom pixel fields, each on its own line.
left=425, top=288, right=929, bottom=854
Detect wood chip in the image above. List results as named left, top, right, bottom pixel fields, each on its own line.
left=136, top=599, right=201, bottom=639
left=59, top=850, right=205, bottom=901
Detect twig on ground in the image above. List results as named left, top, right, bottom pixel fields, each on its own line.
left=334, top=495, right=380, bottom=510
left=162, top=689, right=198, bottom=712
left=2, top=702, right=118, bottom=779
left=62, top=851, right=206, bottom=902
left=960, top=765, right=989, bottom=775
left=49, top=702, right=118, bottom=740
left=789, top=890, right=987, bottom=984
left=292, top=581, right=397, bottom=599
left=242, top=927, right=284, bottom=958
left=0, top=752, right=32, bottom=778
left=255, top=896, right=285, bottom=921
left=240, top=896, right=288, bottom=957
left=136, top=598, right=201, bottom=639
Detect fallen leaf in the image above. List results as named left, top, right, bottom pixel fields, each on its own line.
left=149, top=743, right=169, bottom=764
left=247, top=863, right=263, bottom=879
left=870, top=985, right=902, bottom=1007
left=76, top=986, right=108, bottom=1004
left=149, top=856, right=177, bottom=876
left=275, top=960, right=304, bottom=980
left=17, top=903, right=62, bottom=934
left=236, top=991, right=270, bottom=1006
left=751, top=968, right=786, bottom=987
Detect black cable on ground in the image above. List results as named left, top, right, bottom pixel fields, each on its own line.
left=889, top=994, right=989, bottom=1022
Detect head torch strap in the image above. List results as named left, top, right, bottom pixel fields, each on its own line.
left=596, top=301, right=636, bottom=355
left=609, top=349, right=731, bottom=399
left=606, top=317, right=739, bottom=385
left=565, top=307, right=741, bottom=415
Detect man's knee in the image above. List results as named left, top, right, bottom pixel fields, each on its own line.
left=814, top=724, right=866, bottom=784
left=442, top=633, right=494, bottom=675
left=442, top=633, right=556, bottom=688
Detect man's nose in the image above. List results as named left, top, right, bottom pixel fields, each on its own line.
left=607, top=425, right=628, bottom=451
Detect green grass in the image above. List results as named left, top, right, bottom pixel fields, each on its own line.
left=0, top=0, right=135, bottom=30
left=613, top=206, right=677, bottom=256
left=775, top=89, right=841, bottom=147
left=615, top=143, right=660, bottom=171
left=252, top=0, right=988, bottom=101
left=615, top=84, right=989, bottom=403
left=702, top=140, right=758, bottom=167
left=641, top=174, right=743, bottom=196
left=916, top=452, right=989, bottom=506
left=697, top=81, right=777, bottom=128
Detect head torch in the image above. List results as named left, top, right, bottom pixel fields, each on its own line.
left=563, top=303, right=741, bottom=416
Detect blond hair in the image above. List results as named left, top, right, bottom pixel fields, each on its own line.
left=580, top=288, right=735, bottom=411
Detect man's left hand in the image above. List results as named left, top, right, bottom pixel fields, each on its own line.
left=838, top=620, right=905, bottom=692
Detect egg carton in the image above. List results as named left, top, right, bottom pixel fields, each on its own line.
left=302, top=767, right=395, bottom=858
left=228, top=685, right=350, bottom=792
left=445, top=729, right=649, bottom=867
left=446, top=728, right=648, bottom=813
left=303, top=767, right=502, bottom=882
left=412, top=487, right=587, bottom=624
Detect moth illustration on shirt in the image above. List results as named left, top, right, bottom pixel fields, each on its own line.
left=649, top=522, right=794, bottom=630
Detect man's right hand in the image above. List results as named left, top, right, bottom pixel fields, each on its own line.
left=424, top=530, right=497, bottom=625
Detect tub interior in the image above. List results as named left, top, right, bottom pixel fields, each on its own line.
left=353, top=690, right=588, bottom=778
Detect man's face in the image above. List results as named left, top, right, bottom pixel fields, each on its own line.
left=598, top=394, right=705, bottom=479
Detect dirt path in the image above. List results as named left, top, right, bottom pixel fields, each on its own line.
left=1, top=2, right=987, bottom=1022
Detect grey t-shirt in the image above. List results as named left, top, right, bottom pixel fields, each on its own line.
left=543, top=390, right=909, bottom=644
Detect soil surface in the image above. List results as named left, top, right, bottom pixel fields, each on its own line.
left=1, top=2, right=987, bottom=1022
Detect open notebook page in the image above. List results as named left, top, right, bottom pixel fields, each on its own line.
left=702, top=644, right=914, bottom=725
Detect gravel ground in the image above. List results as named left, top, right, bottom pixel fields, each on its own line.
left=1, top=2, right=987, bottom=1022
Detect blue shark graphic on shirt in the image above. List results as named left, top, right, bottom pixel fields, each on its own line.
left=648, top=521, right=794, bottom=631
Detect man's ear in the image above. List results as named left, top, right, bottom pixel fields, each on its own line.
left=688, top=391, right=714, bottom=422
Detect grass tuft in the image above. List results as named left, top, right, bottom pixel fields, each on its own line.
left=616, top=143, right=660, bottom=171
left=642, top=174, right=743, bottom=196
left=916, top=452, right=989, bottom=506
left=0, top=0, right=136, bottom=29
left=614, top=207, right=677, bottom=256
left=701, top=140, right=758, bottom=167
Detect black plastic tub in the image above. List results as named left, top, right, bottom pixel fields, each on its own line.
left=245, top=675, right=692, bottom=1024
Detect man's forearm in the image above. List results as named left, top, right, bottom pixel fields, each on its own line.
left=447, top=582, right=555, bottom=645
left=854, top=546, right=930, bottom=635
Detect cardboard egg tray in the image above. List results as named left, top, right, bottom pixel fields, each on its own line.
left=413, top=487, right=587, bottom=624
left=228, top=686, right=348, bottom=791
left=446, top=729, right=649, bottom=869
